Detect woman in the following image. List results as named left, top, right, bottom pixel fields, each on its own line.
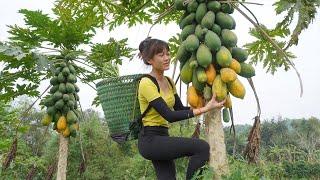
left=137, top=37, right=225, bottom=180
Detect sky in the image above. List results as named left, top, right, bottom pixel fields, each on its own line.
left=0, top=0, right=319, bottom=125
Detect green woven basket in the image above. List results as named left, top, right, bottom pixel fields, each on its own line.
left=96, top=74, right=144, bottom=142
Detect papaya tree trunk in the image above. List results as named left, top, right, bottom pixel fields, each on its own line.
left=57, top=134, right=69, bottom=180
left=205, top=108, right=229, bottom=179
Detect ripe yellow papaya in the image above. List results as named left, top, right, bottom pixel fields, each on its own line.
left=205, top=64, right=216, bottom=85
left=187, top=86, right=199, bottom=108
left=62, top=127, right=70, bottom=137
left=57, top=116, right=67, bottom=131
left=229, top=59, right=241, bottom=74
left=220, top=68, right=237, bottom=83
left=196, top=96, right=204, bottom=108
left=227, top=78, right=246, bottom=99
left=212, top=75, right=227, bottom=101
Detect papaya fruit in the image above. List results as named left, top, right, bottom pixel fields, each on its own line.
left=222, top=108, right=230, bottom=123
left=184, top=35, right=200, bottom=52
left=176, top=43, right=190, bottom=64
left=66, top=82, right=75, bottom=93
left=57, top=116, right=67, bottom=131
left=196, top=44, right=212, bottom=68
left=221, top=3, right=234, bottom=14
left=216, top=12, right=235, bottom=30
left=239, top=63, right=255, bottom=78
left=201, top=11, right=215, bottom=30
left=67, top=74, right=77, bottom=83
left=227, top=78, right=246, bottom=99
left=229, top=59, right=241, bottom=74
left=58, top=72, right=66, bottom=83
left=174, top=0, right=186, bottom=10
left=221, top=29, right=238, bottom=48
left=220, top=68, right=237, bottom=83
left=212, top=75, right=227, bottom=101
left=67, top=110, right=77, bottom=124
left=187, top=0, right=198, bottom=13
left=195, top=25, right=208, bottom=41
left=196, top=66, right=207, bottom=83
left=192, top=68, right=205, bottom=92
left=62, top=67, right=70, bottom=76
left=41, top=114, right=52, bottom=126
left=207, top=1, right=221, bottom=12
left=68, top=64, right=76, bottom=74
left=55, top=99, right=65, bottom=110
left=180, top=24, right=196, bottom=41
left=205, top=64, right=216, bottom=85
left=187, top=86, right=199, bottom=108
left=180, top=55, right=196, bottom=84
left=179, top=13, right=196, bottom=29
left=231, top=47, right=248, bottom=62
left=59, top=83, right=66, bottom=94
left=50, top=85, right=59, bottom=94
left=53, top=91, right=63, bottom=101
left=74, top=84, right=80, bottom=93
left=216, top=46, right=232, bottom=67
left=196, top=96, right=204, bottom=108
left=205, top=30, right=221, bottom=51
left=195, top=3, right=207, bottom=23
left=50, top=76, right=59, bottom=86
left=62, top=127, right=70, bottom=137
left=212, top=24, right=221, bottom=36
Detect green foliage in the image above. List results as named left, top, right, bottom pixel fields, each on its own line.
left=244, top=25, right=296, bottom=74
left=273, top=0, right=320, bottom=49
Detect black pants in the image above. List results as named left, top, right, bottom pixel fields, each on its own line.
left=138, top=126, right=210, bottom=180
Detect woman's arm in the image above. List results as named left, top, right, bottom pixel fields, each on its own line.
left=173, top=94, right=191, bottom=111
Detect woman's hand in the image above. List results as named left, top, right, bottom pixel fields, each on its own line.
left=204, top=93, right=226, bottom=111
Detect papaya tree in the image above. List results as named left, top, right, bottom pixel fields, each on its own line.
left=0, top=5, right=134, bottom=180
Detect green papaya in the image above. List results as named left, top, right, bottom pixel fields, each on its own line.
left=180, top=24, right=196, bottom=41
left=68, top=64, right=76, bottom=74
left=63, top=94, right=70, bottom=102
left=54, top=67, right=62, bottom=76
left=180, top=55, right=196, bottom=84
left=176, top=43, right=190, bottom=64
left=216, top=12, right=235, bottom=30
left=62, top=106, right=70, bottom=115
left=184, top=35, right=200, bottom=52
left=239, top=63, right=255, bottom=78
left=207, top=1, right=221, bottom=12
left=59, top=83, right=67, bottom=94
left=222, top=108, right=230, bottom=123
left=221, top=3, right=234, bottom=14
left=67, top=110, right=77, bottom=123
left=66, top=82, right=75, bottom=93
left=174, top=0, right=186, bottom=10
left=44, top=97, right=55, bottom=107
left=195, top=25, right=208, bottom=41
left=74, top=84, right=80, bottom=93
left=221, top=29, right=238, bottom=48
left=50, top=85, right=59, bottom=94
left=201, top=11, right=215, bottom=29
left=196, top=66, right=207, bottom=83
left=212, top=24, right=221, bottom=35
left=205, top=30, right=221, bottom=51
left=50, top=76, right=59, bottom=86
left=231, top=47, right=248, bottom=62
left=58, top=72, right=66, bottom=83
left=62, top=67, right=70, bottom=76
left=187, top=0, right=198, bottom=12
left=192, top=68, right=205, bottom=92
left=53, top=91, right=63, bottom=101
left=216, top=46, right=232, bottom=67
left=67, top=74, right=77, bottom=83
left=55, top=99, right=65, bottom=110
left=47, top=106, right=56, bottom=116
left=195, top=3, right=207, bottom=23
left=179, top=13, right=196, bottom=29
left=196, top=44, right=212, bottom=68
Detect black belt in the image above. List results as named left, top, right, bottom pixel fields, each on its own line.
left=140, top=126, right=169, bottom=136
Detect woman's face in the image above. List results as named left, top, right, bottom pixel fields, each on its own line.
left=148, top=49, right=171, bottom=72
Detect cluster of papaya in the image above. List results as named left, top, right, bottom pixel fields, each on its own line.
left=41, top=57, right=80, bottom=137
left=175, top=0, right=255, bottom=122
